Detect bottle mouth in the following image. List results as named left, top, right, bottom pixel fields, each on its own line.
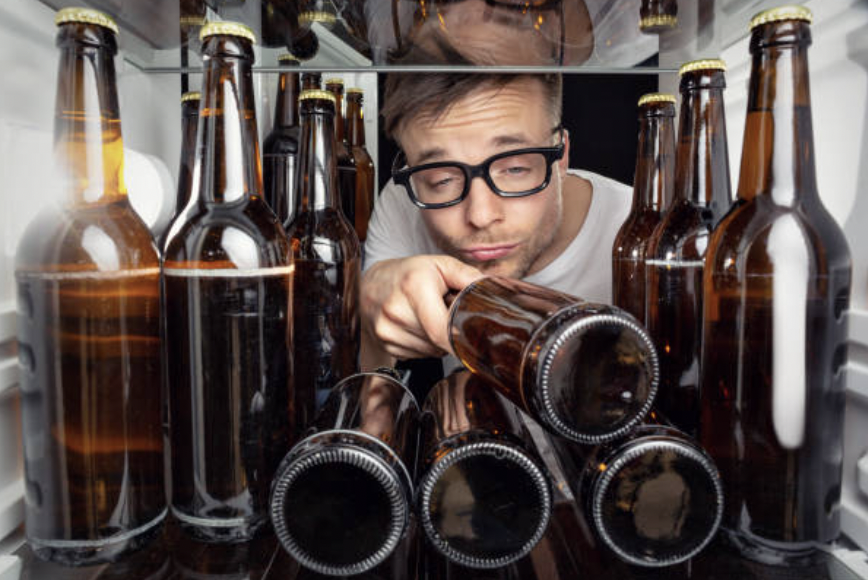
left=533, top=313, right=659, bottom=444
left=418, top=440, right=552, bottom=569
left=591, top=438, right=724, bottom=567
left=270, top=444, right=410, bottom=576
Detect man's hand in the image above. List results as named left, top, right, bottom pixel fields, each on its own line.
left=360, top=255, right=483, bottom=363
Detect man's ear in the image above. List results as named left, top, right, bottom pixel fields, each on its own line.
left=559, top=128, right=571, bottom=177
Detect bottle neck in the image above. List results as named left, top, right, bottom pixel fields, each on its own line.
left=274, top=69, right=300, bottom=128
left=196, top=36, right=262, bottom=204
left=330, top=89, right=346, bottom=141
left=176, top=99, right=200, bottom=210
left=737, top=22, right=816, bottom=206
left=54, top=25, right=126, bottom=205
left=674, top=73, right=732, bottom=209
left=346, top=96, right=365, bottom=147
left=633, top=108, right=675, bottom=212
left=296, top=102, right=340, bottom=213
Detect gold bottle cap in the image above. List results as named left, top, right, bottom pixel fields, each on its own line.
left=179, top=15, right=207, bottom=27
left=679, top=58, right=727, bottom=76
left=200, top=21, right=256, bottom=44
left=638, top=93, right=676, bottom=107
left=181, top=91, right=201, bottom=103
left=324, top=78, right=344, bottom=86
left=299, top=89, right=336, bottom=103
left=278, top=53, right=300, bottom=62
left=299, top=11, right=337, bottom=25
left=639, top=15, right=677, bottom=30
left=750, top=5, right=812, bottom=30
left=55, top=7, right=118, bottom=35
left=346, top=87, right=364, bottom=95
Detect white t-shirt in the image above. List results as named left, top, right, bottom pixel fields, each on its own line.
left=364, top=168, right=633, bottom=303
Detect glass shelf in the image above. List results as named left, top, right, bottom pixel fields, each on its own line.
left=34, top=0, right=789, bottom=74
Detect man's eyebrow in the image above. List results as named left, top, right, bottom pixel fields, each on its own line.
left=413, top=134, right=535, bottom=166
left=414, top=147, right=448, bottom=165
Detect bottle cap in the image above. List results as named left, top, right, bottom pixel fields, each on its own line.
left=325, top=78, right=345, bottom=86
left=299, top=89, right=336, bottom=103
left=347, top=87, right=364, bottom=95
left=750, top=5, right=812, bottom=30
left=638, top=93, right=676, bottom=107
left=179, top=15, right=206, bottom=27
left=299, top=11, right=337, bottom=26
left=679, top=58, right=727, bottom=76
left=639, top=15, right=677, bottom=31
left=55, top=8, right=118, bottom=35
left=181, top=91, right=201, bottom=103
left=200, top=21, right=256, bottom=44
left=278, top=53, right=300, bottom=63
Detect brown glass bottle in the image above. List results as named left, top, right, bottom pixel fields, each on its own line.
left=14, top=8, right=164, bottom=565
left=270, top=370, right=418, bottom=576
left=639, top=0, right=678, bottom=33
left=325, top=78, right=358, bottom=227
left=175, top=91, right=200, bottom=216
left=448, top=276, right=659, bottom=444
left=644, top=58, right=733, bottom=438
left=263, top=54, right=301, bottom=225
left=287, top=89, right=361, bottom=421
left=162, top=22, right=292, bottom=543
left=700, top=6, right=852, bottom=566
left=302, top=72, right=322, bottom=91
left=418, top=371, right=552, bottom=569
left=612, top=93, right=676, bottom=323
left=345, top=88, right=375, bottom=243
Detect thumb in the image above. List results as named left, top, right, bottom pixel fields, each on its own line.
left=433, top=255, right=484, bottom=293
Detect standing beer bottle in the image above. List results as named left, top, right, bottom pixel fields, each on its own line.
left=644, top=58, right=732, bottom=437
left=325, top=78, right=358, bottom=227
left=700, top=6, right=851, bottom=565
left=287, top=89, right=361, bottom=418
left=612, top=93, right=676, bottom=323
left=175, top=91, right=200, bottom=216
left=302, top=71, right=322, bottom=91
left=15, top=8, right=164, bottom=565
left=345, top=88, right=375, bottom=243
left=163, top=21, right=292, bottom=542
left=263, top=54, right=301, bottom=225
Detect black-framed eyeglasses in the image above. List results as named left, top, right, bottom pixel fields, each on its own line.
left=392, top=128, right=565, bottom=209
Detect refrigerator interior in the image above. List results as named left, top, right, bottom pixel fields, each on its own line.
left=0, top=0, right=867, bottom=576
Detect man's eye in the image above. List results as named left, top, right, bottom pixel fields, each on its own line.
left=496, top=164, right=531, bottom=177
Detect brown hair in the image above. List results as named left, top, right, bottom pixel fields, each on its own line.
left=381, top=73, right=563, bottom=141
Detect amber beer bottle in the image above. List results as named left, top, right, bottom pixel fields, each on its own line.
left=263, top=54, right=301, bottom=225
left=345, top=88, right=375, bottom=243
left=700, top=6, right=852, bottom=565
left=175, top=91, right=200, bottom=216
left=162, top=22, right=292, bottom=542
left=270, top=370, right=417, bottom=576
left=644, top=58, right=732, bottom=437
left=639, top=0, right=678, bottom=33
left=612, top=93, right=676, bottom=323
left=449, top=276, right=659, bottom=444
left=325, top=78, right=358, bottom=227
left=14, top=8, right=164, bottom=565
left=302, top=71, right=322, bottom=91
left=287, top=89, right=361, bottom=420
left=418, top=371, right=553, bottom=569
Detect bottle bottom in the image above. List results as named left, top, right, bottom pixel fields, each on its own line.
left=721, top=527, right=829, bottom=567
left=28, top=508, right=166, bottom=567
left=171, top=506, right=267, bottom=543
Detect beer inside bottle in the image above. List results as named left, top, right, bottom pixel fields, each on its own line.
left=612, top=93, right=676, bottom=323
left=163, top=21, right=292, bottom=543
left=325, top=78, right=358, bottom=229
left=15, top=8, right=165, bottom=565
left=263, top=54, right=301, bottom=225
left=644, top=58, right=732, bottom=437
left=700, top=6, right=851, bottom=566
left=449, top=276, right=658, bottom=444
left=346, top=88, right=375, bottom=243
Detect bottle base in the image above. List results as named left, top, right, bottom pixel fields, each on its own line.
left=171, top=506, right=268, bottom=543
left=721, top=527, right=829, bottom=567
left=28, top=508, right=166, bottom=567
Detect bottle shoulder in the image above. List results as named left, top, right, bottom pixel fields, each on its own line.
left=613, top=210, right=663, bottom=249
left=646, top=201, right=715, bottom=260
left=263, top=127, right=301, bottom=155
left=287, top=209, right=361, bottom=261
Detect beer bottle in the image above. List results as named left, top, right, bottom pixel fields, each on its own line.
left=302, top=71, right=322, bottom=91
left=14, top=8, right=165, bottom=565
left=270, top=370, right=418, bottom=576
left=325, top=78, right=359, bottom=228
left=644, top=58, right=732, bottom=437
left=639, top=0, right=678, bottom=34
left=162, top=21, right=292, bottom=543
left=287, top=89, right=361, bottom=418
left=345, top=88, right=376, bottom=243
left=700, top=5, right=852, bottom=565
left=175, top=91, right=200, bottom=216
left=612, top=93, right=676, bottom=323
left=263, top=54, right=301, bottom=225
left=448, top=276, right=659, bottom=445
left=417, top=371, right=552, bottom=569
left=548, top=416, right=724, bottom=567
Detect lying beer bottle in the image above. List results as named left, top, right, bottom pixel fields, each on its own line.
left=270, top=370, right=418, bottom=576
left=417, top=371, right=552, bottom=569
left=263, top=54, right=301, bottom=225
left=163, top=21, right=292, bottom=542
left=639, top=0, right=678, bottom=33
left=700, top=5, right=852, bottom=566
left=15, top=7, right=165, bottom=565
left=449, top=276, right=659, bottom=444
left=612, top=93, right=676, bottom=323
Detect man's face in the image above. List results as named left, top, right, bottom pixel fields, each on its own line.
left=396, top=78, right=569, bottom=279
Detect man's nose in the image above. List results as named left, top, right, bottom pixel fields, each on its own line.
left=464, top=176, right=505, bottom=230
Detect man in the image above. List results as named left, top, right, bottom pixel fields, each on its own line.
left=361, top=73, right=632, bottom=369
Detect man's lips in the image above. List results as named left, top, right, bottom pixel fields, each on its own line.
left=462, top=244, right=518, bottom=262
